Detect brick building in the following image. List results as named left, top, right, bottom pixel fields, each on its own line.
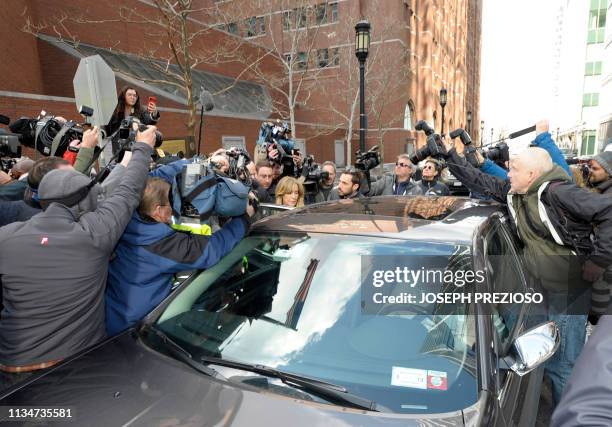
left=1, top=0, right=481, bottom=166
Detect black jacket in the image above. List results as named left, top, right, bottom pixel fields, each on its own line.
left=105, top=107, right=160, bottom=139
left=446, top=148, right=612, bottom=268
left=417, top=178, right=450, bottom=196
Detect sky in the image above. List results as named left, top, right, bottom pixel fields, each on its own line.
left=479, top=0, right=561, bottom=147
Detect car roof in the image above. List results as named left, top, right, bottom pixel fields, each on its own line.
left=252, top=196, right=505, bottom=244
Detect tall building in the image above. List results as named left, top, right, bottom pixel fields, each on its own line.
left=600, top=0, right=612, bottom=148
left=209, top=0, right=482, bottom=164
left=553, top=0, right=609, bottom=156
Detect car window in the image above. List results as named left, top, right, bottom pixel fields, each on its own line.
left=152, top=233, right=479, bottom=414
left=485, top=220, right=527, bottom=352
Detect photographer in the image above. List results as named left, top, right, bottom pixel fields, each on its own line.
left=0, top=157, right=70, bottom=227
left=442, top=139, right=612, bottom=406
left=330, top=169, right=363, bottom=200
left=586, top=152, right=612, bottom=321
left=417, top=158, right=450, bottom=196
left=105, top=175, right=253, bottom=336
left=368, top=155, right=422, bottom=196
left=0, top=126, right=157, bottom=389
left=0, top=159, right=34, bottom=201
left=313, top=161, right=337, bottom=203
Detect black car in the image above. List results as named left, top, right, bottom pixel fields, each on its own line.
left=1, top=196, right=558, bottom=426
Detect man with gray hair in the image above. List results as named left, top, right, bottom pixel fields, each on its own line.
left=368, top=154, right=423, bottom=196
left=0, top=126, right=158, bottom=390
left=442, top=140, right=612, bottom=407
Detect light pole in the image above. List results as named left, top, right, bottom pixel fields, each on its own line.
left=439, top=88, right=447, bottom=135
left=490, top=127, right=494, bottom=145
left=355, top=20, right=371, bottom=153
left=480, top=120, right=484, bottom=146
left=197, top=87, right=214, bottom=156
left=466, top=111, right=472, bottom=135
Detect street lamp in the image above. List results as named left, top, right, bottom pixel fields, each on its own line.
left=466, top=111, right=472, bottom=135
left=490, top=127, right=494, bottom=145
left=480, top=120, right=484, bottom=145
left=439, top=88, right=447, bottom=135
left=355, top=19, right=371, bottom=153
left=197, top=87, right=214, bottom=156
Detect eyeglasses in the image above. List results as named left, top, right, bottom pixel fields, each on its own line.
left=395, top=162, right=410, bottom=168
left=423, top=165, right=436, bottom=170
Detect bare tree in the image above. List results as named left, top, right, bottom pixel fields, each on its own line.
left=22, top=0, right=267, bottom=141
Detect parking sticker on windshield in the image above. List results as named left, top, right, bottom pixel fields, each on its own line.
left=391, top=367, right=448, bottom=391
left=391, top=367, right=427, bottom=389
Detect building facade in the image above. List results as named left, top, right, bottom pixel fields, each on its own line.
left=553, top=0, right=609, bottom=156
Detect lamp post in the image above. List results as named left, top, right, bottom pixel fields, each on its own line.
left=355, top=20, right=371, bottom=153
left=439, top=88, right=447, bottom=135
left=490, top=127, right=494, bottom=145
left=197, top=87, right=214, bottom=156
left=466, top=111, right=472, bottom=135
left=480, top=120, right=484, bottom=146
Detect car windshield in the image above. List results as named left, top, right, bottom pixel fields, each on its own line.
left=152, top=232, right=478, bottom=414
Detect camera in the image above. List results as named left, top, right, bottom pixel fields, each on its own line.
left=484, top=142, right=509, bottom=165
left=7, top=108, right=99, bottom=158
left=410, top=120, right=445, bottom=164
left=449, top=128, right=480, bottom=168
left=355, top=145, right=381, bottom=172
left=256, top=120, right=295, bottom=164
left=300, top=155, right=330, bottom=199
left=115, top=116, right=163, bottom=154
left=224, top=146, right=251, bottom=184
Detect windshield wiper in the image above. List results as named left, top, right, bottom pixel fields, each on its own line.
left=146, top=326, right=226, bottom=381
left=199, top=355, right=386, bottom=412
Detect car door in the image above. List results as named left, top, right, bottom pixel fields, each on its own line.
left=483, top=218, right=540, bottom=427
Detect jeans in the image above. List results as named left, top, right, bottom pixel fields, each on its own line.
left=544, top=290, right=590, bottom=407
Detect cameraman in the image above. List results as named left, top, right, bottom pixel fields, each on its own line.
left=313, top=161, right=337, bottom=202
left=586, top=152, right=612, bottom=321
left=417, top=158, right=450, bottom=196
left=105, top=173, right=253, bottom=336
left=0, top=126, right=157, bottom=388
left=442, top=138, right=612, bottom=406
left=330, top=169, right=363, bottom=200
left=0, top=159, right=34, bottom=201
left=368, top=155, right=422, bottom=196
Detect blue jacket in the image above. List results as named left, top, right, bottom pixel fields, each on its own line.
left=105, top=158, right=249, bottom=336
left=479, top=132, right=572, bottom=180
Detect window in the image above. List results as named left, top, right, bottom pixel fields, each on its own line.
left=315, top=3, right=328, bottom=25
left=581, top=130, right=597, bottom=156
left=317, top=48, right=329, bottom=68
left=587, top=1, right=607, bottom=44
left=585, top=61, right=603, bottom=76
left=227, top=22, right=239, bottom=35
left=284, top=53, right=292, bottom=65
left=583, top=92, right=600, bottom=107
left=245, top=16, right=265, bottom=37
left=330, top=2, right=339, bottom=22
left=258, top=16, right=265, bottom=34
left=404, top=102, right=415, bottom=130
left=282, top=10, right=292, bottom=31
left=296, top=7, right=308, bottom=28
left=222, top=136, right=246, bottom=150
left=330, top=47, right=340, bottom=66
left=296, top=52, right=308, bottom=71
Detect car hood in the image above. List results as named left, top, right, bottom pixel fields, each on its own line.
left=0, top=332, right=468, bottom=426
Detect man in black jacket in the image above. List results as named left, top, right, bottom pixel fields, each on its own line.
left=0, top=126, right=157, bottom=391
left=442, top=140, right=612, bottom=406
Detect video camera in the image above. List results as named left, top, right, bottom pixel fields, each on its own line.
left=224, top=146, right=251, bottom=185
left=410, top=120, right=445, bottom=164
left=355, top=145, right=381, bottom=172
left=113, top=116, right=163, bottom=157
left=484, top=142, right=509, bottom=166
left=300, top=155, right=330, bottom=198
left=256, top=120, right=295, bottom=167
left=0, top=114, right=22, bottom=172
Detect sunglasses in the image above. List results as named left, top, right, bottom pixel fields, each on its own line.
left=395, top=162, right=411, bottom=168
left=423, top=164, right=436, bottom=170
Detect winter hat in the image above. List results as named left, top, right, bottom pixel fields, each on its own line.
left=593, top=151, right=612, bottom=176
left=38, top=168, right=101, bottom=217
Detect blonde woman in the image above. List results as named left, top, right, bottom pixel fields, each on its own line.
left=275, top=176, right=305, bottom=207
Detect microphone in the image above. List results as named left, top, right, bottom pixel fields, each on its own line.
left=199, top=87, right=215, bottom=112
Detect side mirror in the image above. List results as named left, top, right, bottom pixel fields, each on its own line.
left=503, top=321, right=559, bottom=376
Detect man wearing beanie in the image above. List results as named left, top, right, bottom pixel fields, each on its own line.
left=587, top=151, right=612, bottom=322
left=0, top=126, right=157, bottom=390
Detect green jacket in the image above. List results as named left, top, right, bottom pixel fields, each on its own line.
left=73, top=146, right=95, bottom=175
left=507, top=165, right=585, bottom=292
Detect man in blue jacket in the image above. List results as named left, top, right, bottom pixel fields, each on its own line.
left=105, top=161, right=254, bottom=336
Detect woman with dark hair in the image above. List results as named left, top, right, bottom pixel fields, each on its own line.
left=105, top=86, right=160, bottom=138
